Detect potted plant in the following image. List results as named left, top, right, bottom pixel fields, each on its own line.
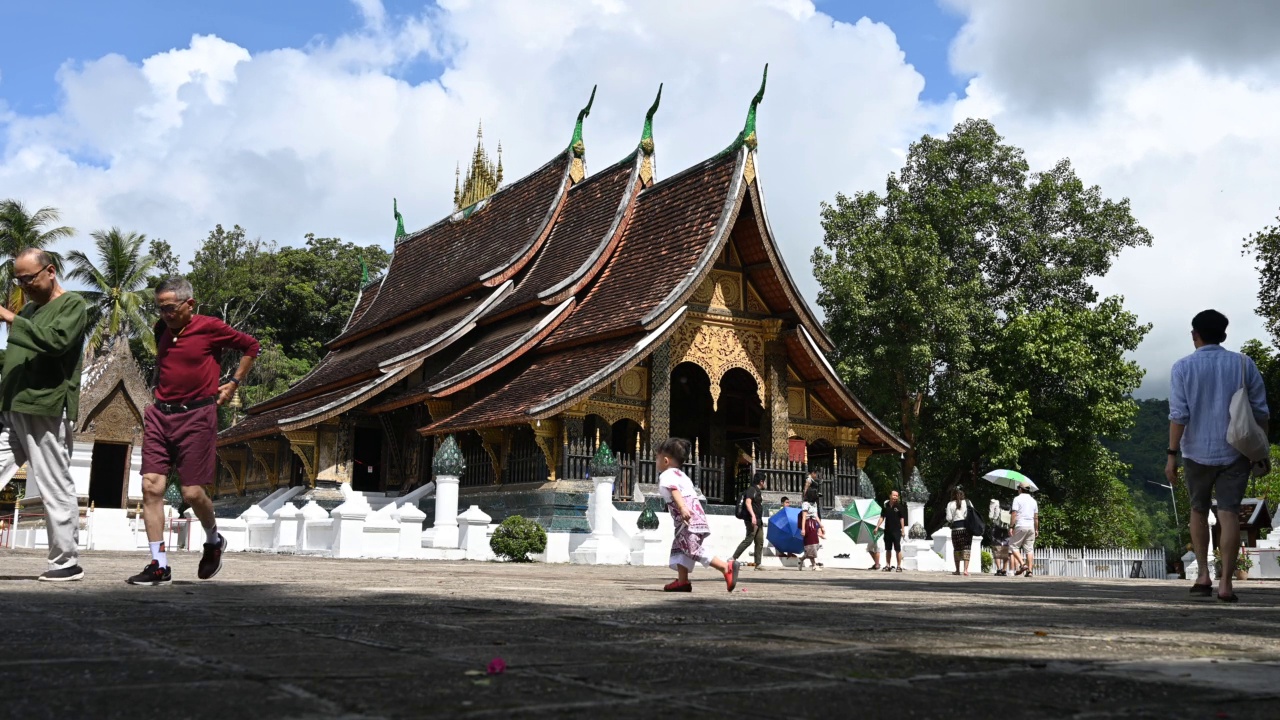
left=1213, top=547, right=1254, bottom=580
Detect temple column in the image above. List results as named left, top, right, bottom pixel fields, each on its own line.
left=761, top=320, right=789, bottom=457
left=648, top=340, right=672, bottom=445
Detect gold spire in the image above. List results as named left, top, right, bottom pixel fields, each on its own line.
left=454, top=121, right=503, bottom=211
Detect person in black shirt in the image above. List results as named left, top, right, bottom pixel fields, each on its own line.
left=733, top=472, right=767, bottom=570
left=876, top=490, right=908, bottom=572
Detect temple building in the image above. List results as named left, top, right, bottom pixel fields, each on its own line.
left=217, top=69, right=906, bottom=513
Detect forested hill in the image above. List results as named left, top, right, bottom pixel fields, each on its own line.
left=1106, top=398, right=1169, bottom=500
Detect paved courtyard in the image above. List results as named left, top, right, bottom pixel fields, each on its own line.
left=1, top=550, right=1278, bottom=719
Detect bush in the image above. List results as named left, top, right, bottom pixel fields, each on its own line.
left=980, top=549, right=993, bottom=574
left=490, top=515, right=547, bottom=562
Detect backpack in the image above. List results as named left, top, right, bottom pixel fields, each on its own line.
left=735, top=490, right=752, bottom=520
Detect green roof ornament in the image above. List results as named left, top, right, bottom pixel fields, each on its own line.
left=726, top=64, right=768, bottom=153
left=588, top=441, right=618, bottom=477
left=636, top=496, right=661, bottom=531
left=433, top=435, right=466, bottom=477
left=393, top=197, right=406, bottom=242
left=905, top=468, right=929, bottom=504
left=568, top=85, right=597, bottom=157
left=856, top=469, right=875, bottom=499
left=639, top=83, right=662, bottom=155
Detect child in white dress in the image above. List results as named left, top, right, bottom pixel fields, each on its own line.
left=656, top=437, right=740, bottom=593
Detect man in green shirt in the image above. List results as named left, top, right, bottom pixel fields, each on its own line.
left=0, top=248, right=89, bottom=581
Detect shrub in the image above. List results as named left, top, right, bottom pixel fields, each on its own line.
left=980, top=549, right=993, bottom=574
left=490, top=515, right=547, bottom=562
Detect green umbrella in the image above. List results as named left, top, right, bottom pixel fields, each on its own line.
left=982, top=469, right=1039, bottom=492
left=842, top=498, right=883, bottom=544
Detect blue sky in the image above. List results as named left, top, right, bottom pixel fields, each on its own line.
left=0, top=1, right=968, bottom=115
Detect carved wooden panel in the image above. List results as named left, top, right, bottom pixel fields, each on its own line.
left=746, top=282, right=769, bottom=314
left=691, top=270, right=743, bottom=311
left=669, top=318, right=765, bottom=409
left=787, top=388, right=806, bottom=418
left=615, top=366, right=648, bottom=400
left=82, top=389, right=143, bottom=444
left=810, top=397, right=837, bottom=423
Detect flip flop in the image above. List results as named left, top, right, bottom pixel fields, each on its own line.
left=1189, top=583, right=1213, bottom=597
left=1217, top=592, right=1239, bottom=604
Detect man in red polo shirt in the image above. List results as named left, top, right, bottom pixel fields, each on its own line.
left=128, top=276, right=259, bottom=586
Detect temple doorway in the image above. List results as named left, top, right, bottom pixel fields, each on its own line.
left=88, top=441, right=129, bottom=509
left=669, top=362, right=713, bottom=454
left=352, top=427, right=383, bottom=491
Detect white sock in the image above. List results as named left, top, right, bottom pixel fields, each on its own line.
left=204, top=525, right=219, bottom=545
left=150, top=541, right=167, bottom=568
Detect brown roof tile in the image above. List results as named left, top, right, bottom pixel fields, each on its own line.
left=487, top=155, right=636, bottom=319
left=246, top=296, right=484, bottom=414
left=219, top=385, right=355, bottom=446
left=332, top=153, right=570, bottom=346
left=544, top=151, right=740, bottom=348
left=421, top=337, right=636, bottom=435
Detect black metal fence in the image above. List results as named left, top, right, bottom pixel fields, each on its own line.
left=456, top=435, right=863, bottom=507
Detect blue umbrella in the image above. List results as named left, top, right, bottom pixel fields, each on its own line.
left=767, top=506, right=805, bottom=555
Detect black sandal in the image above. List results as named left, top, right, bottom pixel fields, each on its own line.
left=1189, top=583, right=1213, bottom=597
left=1217, top=592, right=1239, bottom=603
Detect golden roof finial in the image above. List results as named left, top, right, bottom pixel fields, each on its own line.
left=455, top=120, right=502, bottom=211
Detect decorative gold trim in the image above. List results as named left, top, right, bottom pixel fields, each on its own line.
left=669, top=314, right=765, bottom=410
left=584, top=399, right=646, bottom=429
left=216, top=447, right=249, bottom=494
left=248, top=440, right=280, bottom=488
left=283, top=430, right=319, bottom=488
left=531, top=418, right=563, bottom=482
left=787, top=422, right=838, bottom=446
left=857, top=449, right=873, bottom=469
left=743, top=151, right=756, bottom=185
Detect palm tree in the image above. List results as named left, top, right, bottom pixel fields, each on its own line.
left=0, top=199, right=74, bottom=310
left=67, top=228, right=156, bottom=356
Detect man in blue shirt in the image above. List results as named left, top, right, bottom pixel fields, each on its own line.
left=1167, top=310, right=1270, bottom=603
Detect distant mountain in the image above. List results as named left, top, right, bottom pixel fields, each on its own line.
left=1106, top=398, right=1170, bottom=500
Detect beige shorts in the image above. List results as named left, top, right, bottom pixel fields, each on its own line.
left=1010, top=527, right=1036, bottom=553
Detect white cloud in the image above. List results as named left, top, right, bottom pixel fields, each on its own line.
left=950, top=1, right=1280, bottom=397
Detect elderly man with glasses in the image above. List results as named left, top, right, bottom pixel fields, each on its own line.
left=0, top=248, right=89, bottom=581
left=127, top=276, right=259, bottom=586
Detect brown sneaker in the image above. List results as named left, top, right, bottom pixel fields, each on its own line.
left=198, top=533, right=227, bottom=580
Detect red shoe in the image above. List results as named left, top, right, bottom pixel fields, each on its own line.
left=663, top=580, right=692, bottom=592
left=724, top=561, right=740, bottom=593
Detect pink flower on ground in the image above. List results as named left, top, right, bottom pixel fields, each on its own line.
left=487, top=658, right=507, bottom=675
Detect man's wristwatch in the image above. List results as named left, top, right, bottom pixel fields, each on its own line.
left=224, top=377, right=241, bottom=386
left=1166, top=449, right=1179, bottom=456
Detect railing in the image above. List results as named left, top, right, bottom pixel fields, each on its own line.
left=1032, top=547, right=1167, bottom=579
left=460, top=448, right=495, bottom=488
left=560, top=438, right=729, bottom=504
left=502, top=442, right=547, bottom=485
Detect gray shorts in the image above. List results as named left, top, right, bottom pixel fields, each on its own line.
left=1184, top=456, right=1251, bottom=513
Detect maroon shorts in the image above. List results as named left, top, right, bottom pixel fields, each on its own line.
left=141, top=402, right=218, bottom=486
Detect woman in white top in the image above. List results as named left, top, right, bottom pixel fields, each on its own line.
left=656, top=437, right=739, bottom=593
left=946, top=487, right=973, bottom=576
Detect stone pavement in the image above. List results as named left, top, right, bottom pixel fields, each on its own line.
left=2, top=550, right=1279, bottom=719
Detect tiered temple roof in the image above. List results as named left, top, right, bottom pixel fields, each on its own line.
left=220, top=71, right=906, bottom=458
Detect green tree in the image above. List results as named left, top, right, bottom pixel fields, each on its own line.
left=1241, top=339, right=1280, bottom=444
left=188, top=224, right=276, bottom=334
left=0, top=199, right=74, bottom=309
left=186, top=225, right=391, bottom=401
left=66, top=228, right=157, bottom=356
left=812, top=119, right=1153, bottom=545
left=1245, top=208, right=1280, bottom=348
